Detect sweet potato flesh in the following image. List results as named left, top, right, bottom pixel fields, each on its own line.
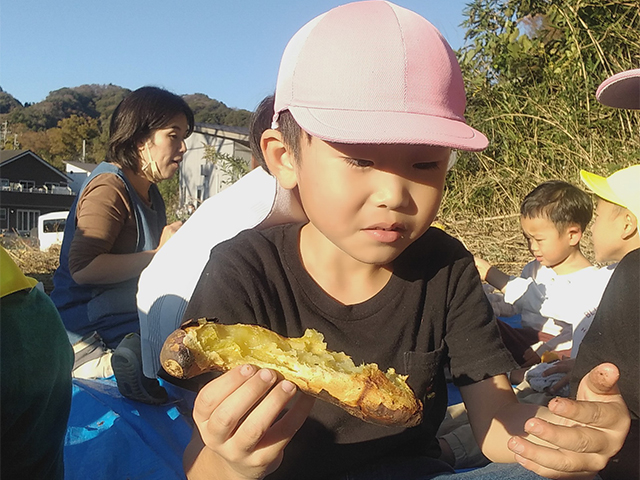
left=167, top=322, right=423, bottom=426
left=184, top=323, right=414, bottom=403
left=192, top=324, right=356, bottom=372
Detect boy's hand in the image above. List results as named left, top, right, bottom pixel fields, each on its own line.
left=474, top=256, right=492, bottom=282
left=508, top=363, right=630, bottom=479
left=157, top=221, right=183, bottom=251
left=542, top=358, right=575, bottom=396
left=187, top=364, right=315, bottom=480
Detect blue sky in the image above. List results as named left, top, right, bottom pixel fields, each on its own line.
left=1, top=0, right=471, bottom=112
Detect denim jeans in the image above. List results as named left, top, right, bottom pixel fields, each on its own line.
left=338, top=457, right=602, bottom=480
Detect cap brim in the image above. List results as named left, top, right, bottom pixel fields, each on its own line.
left=580, top=170, right=626, bottom=207
left=289, top=107, right=488, bottom=151
left=596, top=69, right=640, bottom=110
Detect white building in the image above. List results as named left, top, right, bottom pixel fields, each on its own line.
left=65, top=160, right=98, bottom=194
left=180, top=123, right=251, bottom=208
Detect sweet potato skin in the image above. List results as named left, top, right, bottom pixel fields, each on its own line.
left=160, top=320, right=423, bottom=427
left=160, top=328, right=206, bottom=379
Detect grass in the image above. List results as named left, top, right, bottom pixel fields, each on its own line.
left=2, top=237, right=60, bottom=293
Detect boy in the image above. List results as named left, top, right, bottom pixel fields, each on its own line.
left=571, top=162, right=640, bottom=478
left=475, top=181, right=614, bottom=359
left=182, top=3, right=629, bottom=479
left=569, top=68, right=640, bottom=479
left=439, top=182, right=614, bottom=470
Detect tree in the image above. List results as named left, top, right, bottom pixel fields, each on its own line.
left=157, top=171, right=181, bottom=223
left=11, top=124, right=52, bottom=159
left=203, top=145, right=250, bottom=185
left=47, top=115, right=101, bottom=165
left=447, top=0, right=640, bottom=218
left=184, top=93, right=252, bottom=127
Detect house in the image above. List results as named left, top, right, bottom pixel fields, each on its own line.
left=65, top=160, right=98, bottom=193
left=0, top=149, right=75, bottom=234
left=180, top=123, right=251, bottom=208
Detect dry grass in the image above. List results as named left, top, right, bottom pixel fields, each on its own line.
left=2, top=211, right=600, bottom=294
left=2, top=215, right=534, bottom=294
left=2, top=237, right=60, bottom=293
left=440, top=213, right=530, bottom=276
left=439, top=210, right=599, bottom=276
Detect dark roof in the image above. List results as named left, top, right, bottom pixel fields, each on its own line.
left=0, top=149, right=72, bottom=181
left=0, top=149, right=30, bottom=163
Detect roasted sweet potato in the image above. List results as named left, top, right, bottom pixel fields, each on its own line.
left=160, top=319, right=423, bottom=427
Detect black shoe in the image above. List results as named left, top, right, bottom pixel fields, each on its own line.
left=111, top=333, right=168, bottom=405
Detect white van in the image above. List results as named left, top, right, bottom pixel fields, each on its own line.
left=37, top=211, right=69, bottom=251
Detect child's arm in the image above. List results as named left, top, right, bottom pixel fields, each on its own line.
left=474, top=256, right=510, bottom=290
left=542, top=358, right=575, bottom=396
left=184, top=365, right=315, bottom=480
left=462, top=363, right=630, bottom=479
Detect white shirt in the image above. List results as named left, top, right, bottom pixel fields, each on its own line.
left=502, top=260, right=615, bottom=357
left=137, top=168, right=306, bottom=377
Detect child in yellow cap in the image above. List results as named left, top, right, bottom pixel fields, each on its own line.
left=571, top=162, right=640, bottom=479
left=580, top=165, right=640, bottom=264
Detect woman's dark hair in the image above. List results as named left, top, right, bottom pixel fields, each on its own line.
left=520, top=180, right=593, bottom=232
left=108, top=86, right=194, bottom=172
left=250, top=95, right=311, bottom=173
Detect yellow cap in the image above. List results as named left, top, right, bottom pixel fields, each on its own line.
left=580, top=165, right=640, bottom=221
left=0, top=246, right=38, bottom=298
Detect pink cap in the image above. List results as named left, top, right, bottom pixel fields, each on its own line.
left=596, top=68, right=640, bottom=110
left=273, top=1, right=488, bottom=151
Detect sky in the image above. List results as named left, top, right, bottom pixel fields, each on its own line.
left=1, top=0, right=471, bottom=112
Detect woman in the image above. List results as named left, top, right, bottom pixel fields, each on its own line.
left=51, top=86, right=194, bottom=353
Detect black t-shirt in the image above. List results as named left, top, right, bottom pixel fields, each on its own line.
left=571, top=248, right=639, bottom=480
left=185, top=223, right=517, bottom=479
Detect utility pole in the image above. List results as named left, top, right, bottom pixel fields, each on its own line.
left=1, top=121, right=8, bottom=148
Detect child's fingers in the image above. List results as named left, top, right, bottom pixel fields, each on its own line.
left=192, top=364, right=257, bottom=426
left=263, top=390, right=315, bottom=448
left=510, top=390, right=631, bottom=478
left=231, top=379, right=300, bottom=453
left=576, top=363, right=620, bottom=401
left=216, top=378, right=308, bottom=477
left=508, top=436, right=606, bottom=479
left=205, top=368, right=280, bottom=445
left=523, top=416, right=609, bottom=454
left=547, top=395, right=629, bottom=431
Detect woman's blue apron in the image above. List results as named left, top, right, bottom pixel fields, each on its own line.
left=51, top=162, right=166, bottom=348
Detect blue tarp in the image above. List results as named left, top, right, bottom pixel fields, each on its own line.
left=499, top=313, right=522, bottom=329
left=64, top=377, right=195, bottom=480
left=63, top=317, right=525, bottom=480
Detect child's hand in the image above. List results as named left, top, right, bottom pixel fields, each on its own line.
left=508, top=363, right=630, bottom=479
left=157, top=221, right=183, bottom=250
left=542, top=358, right=575, bottom=396
left=473, top=256, right=492, bottom=282
left=188, top=364, right=315, bottom=480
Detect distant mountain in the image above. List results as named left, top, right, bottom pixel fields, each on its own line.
left=0, top=87, right=23, bottom=114
left=0, top=84, right=252, bottom=167
left=0, top=84, right=252, bottom=132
